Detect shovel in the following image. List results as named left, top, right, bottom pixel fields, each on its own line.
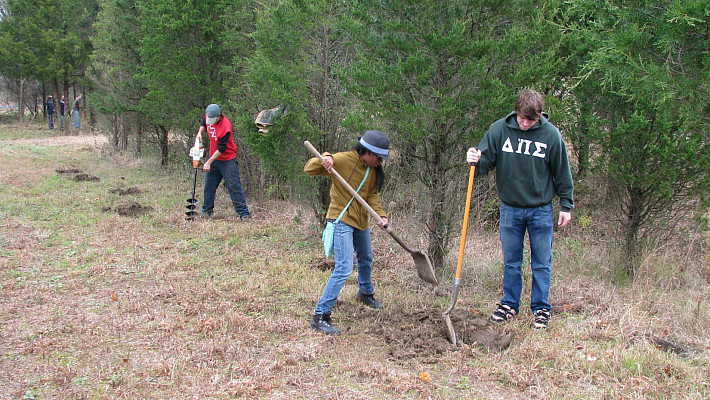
left=304, top=141, right=438, bottom=285
left=443, top=163, right=476, bottom=345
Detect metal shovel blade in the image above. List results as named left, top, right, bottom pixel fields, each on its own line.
left=443, top=313, right=457, bottom=345
left=411, top=250, right=438, bottom=285
left=442, top=281, right=461, bottom=345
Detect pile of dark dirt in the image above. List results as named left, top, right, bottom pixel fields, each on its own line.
left=377, top=308, right=514, bottom=363
left=313, top=258, right=335, bottom=271
left=116, top=201, right=153, bottom=217
left=55, top=168, right=82, bottom=174
left=337, top=298, right=514, bottom=364
left=109, top=187, right=142, bottom=196
left=73, top=173, right=100, bottom=182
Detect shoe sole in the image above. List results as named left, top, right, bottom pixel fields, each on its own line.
left=310, top=322, right=341, bottom=335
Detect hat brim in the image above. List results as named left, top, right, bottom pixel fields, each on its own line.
left=206, top=116, right=218, bottom=124
left=358, top=136, right=391, bottom=160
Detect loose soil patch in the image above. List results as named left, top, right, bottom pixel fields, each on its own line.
left=55, top=167, right=82, bottom=174
left=109, top=187, right=142, bottom=196
left=336, top=298, right=514, bottom=365
left=378, top=308, right=513, bottom=362
left=115, top=201, right=153, bottom=217
left=2, top=133, right=107, bottom=148
left=73, top=173, right=100, bottom=182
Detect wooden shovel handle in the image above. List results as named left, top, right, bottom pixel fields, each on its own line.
left=304, top=141, right=386, bottom=227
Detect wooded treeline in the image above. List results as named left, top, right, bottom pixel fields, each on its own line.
left=1, top=0, right=708, bottom=274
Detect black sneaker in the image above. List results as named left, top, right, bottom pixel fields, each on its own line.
left=532, top=309, right=551, bottom=329
left=311, top=313, right=341, bottom=335
left=490, top=303, right=517, bottom=323
left=355, top=292, right=382, bottom=309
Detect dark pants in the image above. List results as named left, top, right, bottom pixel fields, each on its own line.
left=202, top=158, right=250, bottom=218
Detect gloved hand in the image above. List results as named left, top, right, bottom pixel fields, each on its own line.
left=466, top=147, right=481, bottom=164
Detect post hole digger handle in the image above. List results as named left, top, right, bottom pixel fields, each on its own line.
left=443, top=162, right=476, bottom=345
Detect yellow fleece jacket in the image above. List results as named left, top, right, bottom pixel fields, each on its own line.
left=304, top=150, right=387, bottom=231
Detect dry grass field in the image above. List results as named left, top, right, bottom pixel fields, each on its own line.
left=0, top=125, right=708, bottom=399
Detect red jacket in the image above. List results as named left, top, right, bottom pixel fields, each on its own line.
left=203, top=115, right=237, bottom=161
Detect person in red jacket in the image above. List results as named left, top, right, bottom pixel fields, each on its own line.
left=194, top=104, right=250, bottom=220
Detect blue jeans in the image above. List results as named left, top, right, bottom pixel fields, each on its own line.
left=314, top=221, right=374, bottom=315
left=499, top=202, right=554, bottom=313
left=73, top=110, right=80, bottom=128
left=202, top=158, right=250, bottom=218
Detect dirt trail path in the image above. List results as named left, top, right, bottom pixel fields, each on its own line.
left=0, top=133, right=107, bottom=147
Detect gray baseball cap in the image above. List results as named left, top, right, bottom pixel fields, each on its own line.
left=205, top=104, right=221, bottom=124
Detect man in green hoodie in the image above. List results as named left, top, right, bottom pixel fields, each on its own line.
left=466, top=88, right=574, bottom=329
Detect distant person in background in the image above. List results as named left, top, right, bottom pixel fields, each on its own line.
left=46, top=95, right=54, bottom=130
left=59, top=96, right=66, bottom=130
left=73, top=94, right=82, bottom=134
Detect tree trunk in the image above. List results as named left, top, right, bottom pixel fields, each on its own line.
left=112, top=116, right=119, bottom=149
left=120, top=114, right=127, bottom=151
left=18, top=78, right=25, bottom=125
left=63, top=81, right=70, bottom=134
left=135, top=117, right=142, bottom=159
left=258, top=158, right=265, bottom=206
left=159, top=125, right=169, bottom=166
left=427, top=161, right=448, bottom=270
left=622, top=188, right=644, bottom=275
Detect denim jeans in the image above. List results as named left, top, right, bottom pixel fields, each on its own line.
left=73, top=110, right=80, bottom=128
left=202, top=158, right=250, bottom=218
left=499, top=202, right=554, bottom=313
left=314, top=221, right=374, bottom=315
left=48, top=114, right=53, bottom=129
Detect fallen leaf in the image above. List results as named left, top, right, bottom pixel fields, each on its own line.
left=419, top=372, right=431, bottom=383
left=111, top=292, right=118, bottom=302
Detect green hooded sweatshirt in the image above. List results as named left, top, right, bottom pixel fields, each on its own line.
left=476, top=112, right=574, bottom=212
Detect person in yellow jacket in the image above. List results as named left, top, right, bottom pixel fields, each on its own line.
left=304, top=130, right=391, bottom=335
